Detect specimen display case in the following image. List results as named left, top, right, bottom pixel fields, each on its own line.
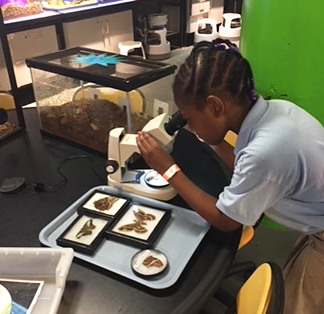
left=106, top=203, right=171, bottom=249
left=0, top=0, right=43, bottom=21
left=26, top=46, right=177, bottom=154
left=0, top=0, right=105, bottom=20
left=56, top=214, right=111, bottom=255
left=78, top=190, right=131, bottom=219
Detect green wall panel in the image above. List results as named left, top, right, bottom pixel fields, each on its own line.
left=240, top=0, right=324, bottom=125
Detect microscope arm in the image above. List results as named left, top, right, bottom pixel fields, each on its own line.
left=107, top=112, right=186, bottom=183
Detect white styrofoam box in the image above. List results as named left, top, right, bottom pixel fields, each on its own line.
left=0, top=247, right=74, bottom=314
left=6, top=25, right=58, bottom=88
left=63, top=10, right=133, bottom=53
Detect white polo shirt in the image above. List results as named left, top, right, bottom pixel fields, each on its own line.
left=217, top=96, right=324, bottom=234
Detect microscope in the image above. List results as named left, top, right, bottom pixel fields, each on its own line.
left=106, top=111, right=186, bottom=201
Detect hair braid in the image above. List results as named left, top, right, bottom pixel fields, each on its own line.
left=185, top=42, right=209, bottom=96
left=173, top=38, right=257, bottom=109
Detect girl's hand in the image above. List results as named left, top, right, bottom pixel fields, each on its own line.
left=136, top=131, right=175, bottom=175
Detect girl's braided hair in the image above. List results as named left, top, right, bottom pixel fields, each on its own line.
left=173, top=38, right=257, bottom=109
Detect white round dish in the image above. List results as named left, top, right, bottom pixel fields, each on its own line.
left=131, top=249, right=168, bottom=277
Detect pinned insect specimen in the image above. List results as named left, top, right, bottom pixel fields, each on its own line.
left=118, top=208, right=156, bottom=234
left=76, top=219, right=96, bottom=239
left=94, top=196, right=118, bottom=211
left=118, top=222, right=147, bottom=233
left=142, top=255, right=163, bottom=268
left=133, top=208, right=156, bottom=221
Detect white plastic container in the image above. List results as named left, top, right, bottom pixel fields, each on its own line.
left=194, top=18, right=218, bottom=43
left=219, top=13, right=241, bottom=47
left=0, top=247, right=74, bottom=314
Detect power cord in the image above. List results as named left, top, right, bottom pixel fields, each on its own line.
left=34, top=155, right=104, bottom=192
left=10, top=155, right=105, bottom=193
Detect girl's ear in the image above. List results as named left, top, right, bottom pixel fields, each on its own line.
left=206, top=95, right=225, bottom=117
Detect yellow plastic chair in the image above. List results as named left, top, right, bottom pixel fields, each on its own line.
left=238, top=225, right=254, bottom=250
left=0, top=92, right=15, bottom=110
left=223, top=131, right=255, bottom=250
left=215, top=131, right=260, bottom=308
left=72, top=84, right=144, bottom=113
left=222, top=262, right=285, bottom=314
left=236, top=263, right=272, bottom=314
left=169, top=258, right=284, bottom=314
left=224, top=130, right=238, bottom=147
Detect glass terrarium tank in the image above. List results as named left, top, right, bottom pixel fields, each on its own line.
left=26, top=47, right=177, bottom=155
left=0, top=0, right=43, bottom=20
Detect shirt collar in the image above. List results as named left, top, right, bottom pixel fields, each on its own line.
left=234, top=96, right=268, bottom=155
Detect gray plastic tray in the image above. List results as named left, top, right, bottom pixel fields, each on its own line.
left=39, top=186, right=210, bottom=289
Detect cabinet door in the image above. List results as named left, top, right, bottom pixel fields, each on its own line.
left=0, top=26, right=58, bottom=89
left=63, top=10, right=133, bottom=53
left=0, top=41, right=11, bottom=90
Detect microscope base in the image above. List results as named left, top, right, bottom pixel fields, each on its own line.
left=107, top=172, right=177, bottom=201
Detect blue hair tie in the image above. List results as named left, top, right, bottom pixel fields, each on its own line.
left=250, top=78, right=258, bottom=102
left=214, top=42, right=240, bottom=54
left=214, top=43, right=226, bottom=50
left=251, top=90, right=258, bottom=102
left=229, top=45, right=239, bottom=53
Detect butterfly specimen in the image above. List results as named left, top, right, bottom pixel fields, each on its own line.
left=118, top=208, right=156, bottom=234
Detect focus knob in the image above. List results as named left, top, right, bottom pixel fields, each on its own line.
left=106, top=160, right=119, bottom=174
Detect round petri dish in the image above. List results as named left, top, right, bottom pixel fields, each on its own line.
left=144, top=170, right=169, bottom=188
left=131, top=249, right=168, bottom=278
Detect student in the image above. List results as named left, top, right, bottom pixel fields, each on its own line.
left=136, top=39, right=324, bottom=314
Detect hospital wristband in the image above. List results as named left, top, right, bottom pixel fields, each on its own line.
left=162, top=164, right=181, bottom=181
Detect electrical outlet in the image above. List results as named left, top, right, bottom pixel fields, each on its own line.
left=88, top=87, right=102, bottom=100
left=153, top=99, right=170, bottom=117
left=118, top=96, right=129, bottom=111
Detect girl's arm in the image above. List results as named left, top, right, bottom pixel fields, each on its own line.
left=136, top=131, right=241, bottom=232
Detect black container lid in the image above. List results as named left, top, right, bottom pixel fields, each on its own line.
left=26, top=46, right=177, bottom=92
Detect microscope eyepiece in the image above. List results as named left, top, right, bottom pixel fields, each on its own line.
left=164, top=111, right=187, bottom=135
